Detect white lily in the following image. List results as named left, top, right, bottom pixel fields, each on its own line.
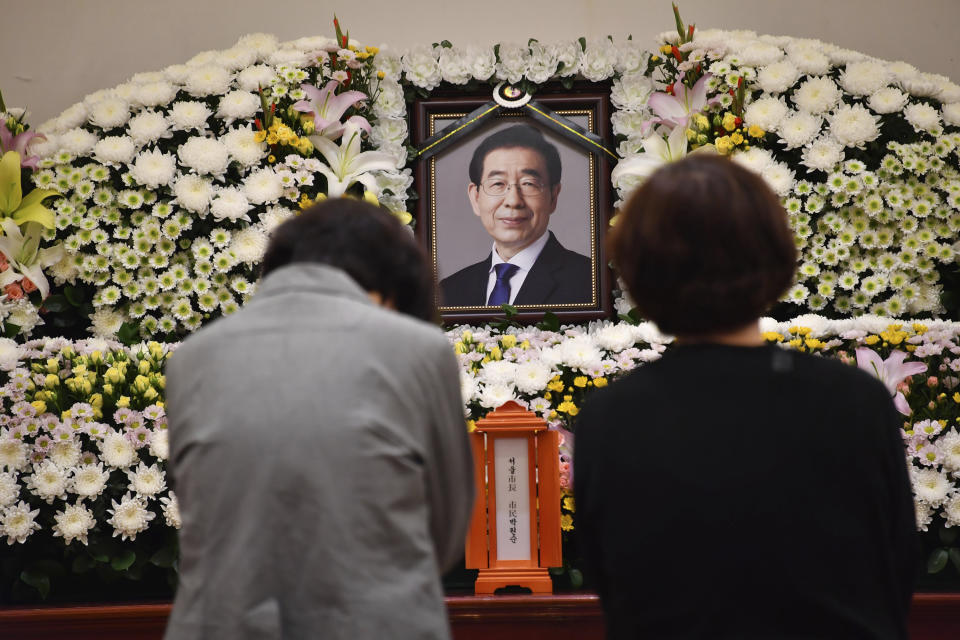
left=0, top=219, right=65, bottom=299
left=611, top=125, right=689, bottom=185
left=309, top=121, right=396, bottom=198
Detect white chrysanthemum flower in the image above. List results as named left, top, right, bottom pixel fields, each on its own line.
left=217, top=46, right=258, bottom=71
left=756, top=60, right=800, bottom=94
left=210, top=187, right=252, bottom=222
left=236, top=64, right=278, bottom=91
left=88, top=96, right=130, bottom=129
left=217, top=91, right=260, bottom=123
left=52, top=501, right=96, bottom=545
left=258, top=205, right=296, bottom=234
left=939, top=429, right=960, bottom=472
left=160, top=492, right=182, bottom=528
left=242, top=168, right=284, bottom=204
left=786, top=45, right=831, bottom=76
left=493, top=42, right=530, bottom=84
left=731, top=147, right=776, bottom=174
left=459, top=372, right=479, bottom=409
left=236, top=32, right=278, bottom=56
left=100, top=431, right=137, bottom=468
left=437, top=47, right=472, bottom=85
left=172, top=174, right=214, bottom=213
left=57, top=102, right=89, bottom=130
left=761, top=162, right=796, bottom=197
left=593, top=323, right=636, bottom=352
left=48, top=440, right=81, bottom=468
left=738, top=42, right=784, bottom=67
left=579, top=39, right=617, bottom=82
left=828, top=104, right=881, bottom=148
left=1, top=501, right=40, bottom=544
left=127, top=110, right=170, bottom=145
left=163, top=63, right=191, bottom=84
left=135, top=81, right=177, bottom=107
left=370, top=117, right=408, bottom=148
left=221, top=126, right=267, bottom=166
left=0, top=438, right=28, bottom=472
left=169, top=101, right=213, bottom=132
left=942, top=103, right=960, bottom=127
left=107, top=492, right=155, bottom=541
left=130, top=149, right=177, bottom=189
left=126, top=462, right=166, bottom=497
left=610, top=72, right=655, bottom=111
left=71, top=462, right=109, bottom=498
left=25, top=460, right=68, bottom=504
left=514, top=361, right=554, bottom=394
left=0, top=338, right=20, bottom=371
left=867, top=87, right=909, bottom=115
left=93, top=135, right=137, bottom=165
left=6, top=303, right=41, bottom=335
left=149, top=429, right=169, bottom=460
left=230, top=227, right=268, bottom=264
left=744, top=96, right=788, bottom=132
left=178, top=137, right=230, bottom=175
left=89, top=308, right=125, bottom=337
left=901, top=71, right=942, bottom=98
left=59, top=127, right=98, bottom=155
left=778, top=111, right=822, bottom=149
left=792, top=77, right=842, bottom=114
left=903, top=103, right=941, bottom=133
left=184, top=65, right=233, bottom=97
left=0, top=472, right=19, bottom=507
left=373, top=79, right=405, bottom=118
left=480, top=360, right=518, bottom=386
left=551, top=336, right=604, bottom=371
left=911, top=467, right=952, bottom=506
left=839, top=60, right=891, bottom=96
left=402, top=46, right=442, bottom=90
left=26, top=132, right=58, bottom=158
left=478, top=383, right=517, bottom=409
left=944, top=495, right=960, bottom=528
left=525, top=42, right=559, bottom=84
left=551, top=41, right=581, bottom=77
left=801, top=136, right=845, bottom=172
left=267, top=47, right=309, bottom=67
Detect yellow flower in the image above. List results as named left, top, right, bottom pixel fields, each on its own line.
left=253, top=130, right=267, bottom=143
left=466, top=420, right=476, bottom=432
left=788, top=338, right=803, bottom=349
left=501, top=335, right=518, bottom=349
left=659, top=44, right=673, bottom=54
left=730, top=131, right=744, bottom=145
left=299, top=194, right=314, bottom=210
left=89, top=394, right=103, bottom=408
left=266, top=133, right=280, bottom=145
left=912, top=323, right=928, bottom=335
left=454, top=342, right=467, bottom=354
left=549, top=410, right=558, bottom=420
left=547, top=380, right=565, bottom=392
left=560, top=514, right=574, bottom=532
left=520, top=340, right=530, bottom=350
left=44, top=374, right=60, bottom=389
left=953, top=392, right=960, bottom=404
left=377, top=70, right=385, bottom=79
left=366, top=45, right=380, bottom=54
left=747, top=125, right=765, bottom=138
left=864, top=335, right=880, bottom=346
left=30, top=400, right=46, bottom=414
left=562, top=495, right=575, bottom=512
left=804, top=338, right=824, bottom=350
left=762, top=331, right=784, bottom=342
left=722, top=112, right=738, bottom=132
left=267, top=155, right=276, bottom=163
left=573, top=376, right=588, bottom=388
left=714, top=136, right=734, bottom=155
left=557, top=401, right=579, bottom=415
left=489, top=346, right=502, bottom=360
left=46, top=358, right=59, bottom=374
left=391, top=210, right=413, bottom=225
left=117, top=396, right=131, bottom=408
left=592, top=377, right=608, bottom=388
left=297, top=138, right=314, bottom=155
left=693, top=113, right=710, bottom=132
left=138, top=360, right=152, bottom=376
left=462, top=331, right=473, bottom=343
left=650, top=55, right=660, bottom=62
left=102, top=383, right=114, bottom=396
left=300, top=118, right=316, bottom=135
left=788, top=326, right=812, bottom=336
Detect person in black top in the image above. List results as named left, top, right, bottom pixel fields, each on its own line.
left=574, top=154, right=917, bottom=639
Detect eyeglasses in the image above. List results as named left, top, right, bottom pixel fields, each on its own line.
left=480, top=179, right=546, bottom=197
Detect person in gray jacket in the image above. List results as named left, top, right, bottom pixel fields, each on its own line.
left=164, top=199, right=475, bottom=639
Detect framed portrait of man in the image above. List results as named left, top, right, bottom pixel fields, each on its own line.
left=412, top=88, right=614, bottom=324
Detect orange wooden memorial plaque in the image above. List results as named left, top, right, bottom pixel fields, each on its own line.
left=465, top=401, right=562, bottom=594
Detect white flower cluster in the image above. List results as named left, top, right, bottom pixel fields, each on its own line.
left=0, top=338, right=180, bottom=547
left=33, top=33, right=401, bottom=339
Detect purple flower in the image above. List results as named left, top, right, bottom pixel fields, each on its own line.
left=855, top=348, right=927, bottom=415
left=292, top=80, right=370, bottom=141
left=0, top=126, right=44, bottom=170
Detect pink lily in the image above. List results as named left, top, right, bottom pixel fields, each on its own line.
left=0, top=126, right=45, bottom=170
left=292, top=80, right=370, bottom=141
left=855, top=348, right=927, bottom=415
left=642, top=73, right=717, bottom=135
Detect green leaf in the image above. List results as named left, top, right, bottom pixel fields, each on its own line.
left=569, top=568, right=584, bottom=589
left=537, top=312, right=561, bottom=332
left=440, top=40, right=452, bottom=48
left=72, top=554, right=97, bottom=574
left=116, top=322, right=140, bottom=346
left=577, top=37, right=586, bottom=52
left=501, top=304, right=518, bottom=318
left=950, top=548, right=960, bottom=575
left=150, top=543, right=178, bottom=569
left=561, top=77, right=574, bottom=90
left=64, top=285, right=86, bottom=306
left=3, top=322, right=21, bottom=338
left=20, top=568, right=50, bottom=599
left=939, top=526, right=959, bottom=545
left=110, top=549, right=136, bottom=572
left=927, top=548, right=949, bottom=574
left=548, top=566, right=564, bottom=576
left=89, top=544, right=111, bottom=563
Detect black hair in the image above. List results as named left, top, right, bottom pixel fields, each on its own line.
left=468, top=124, right=562, bottom=185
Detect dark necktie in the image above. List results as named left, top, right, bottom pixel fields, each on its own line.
left=487, top=263, right=519, bottom=306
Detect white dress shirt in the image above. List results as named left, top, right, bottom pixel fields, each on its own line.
left=485, top=231, right=550, bottom=305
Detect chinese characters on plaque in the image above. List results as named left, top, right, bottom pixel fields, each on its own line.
left=494, top=438, right=530, bottom=560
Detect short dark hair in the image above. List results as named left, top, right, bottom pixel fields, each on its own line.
left=468, top=124, right=562, bottom=185
left=261, top=199, right=437, bottom=322
left=608, top=154, right=797, bottom=336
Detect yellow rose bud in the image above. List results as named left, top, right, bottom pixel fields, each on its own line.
left=46, top=358, right=59, bottom=374
left=30, top=400, right=47, bottom=414
left=362, top=190, right=380, bottom=205
left=157, top=402, right=164, bottom=409
left=685, top=128, right=697, bottom=142
left=694, top=113, right=710, bottom=131
left=61, top=346, right=76, bottom=360
left=117, top=396, right=131, bottom=408
left=391, top=210, right=413, bottom=225
left=297, top=138, right=314, bottom=155
left=143, top=387, right=159, bottom=402
left=80, top=379, right=93, bottom=396
left=721, top=112, right=738, bottom=132
left=501, top=335, right=517, bottom=349
left=133, top=375, right=151, bottom=394
left=715, top=136, right=734, bottom=155
left=90, top=351, right=104, bottom=365
left=73, top=364, right=87, bottom=375
left=104, top=367, right=121, bottom=385
left=103, top=384, right=114, bottom=396
left=152, top=374, right=166, bottom=390
left=44, top=374, right=60, bottom=389
left=138, top=360, right=152, bottom=376
left=377, top=70, right=386, bottom=79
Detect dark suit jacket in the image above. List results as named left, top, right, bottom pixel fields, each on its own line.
left=440, top=232, right=592, bottom=307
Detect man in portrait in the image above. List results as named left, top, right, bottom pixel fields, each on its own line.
left=439, top=124, right=592, bottom=307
